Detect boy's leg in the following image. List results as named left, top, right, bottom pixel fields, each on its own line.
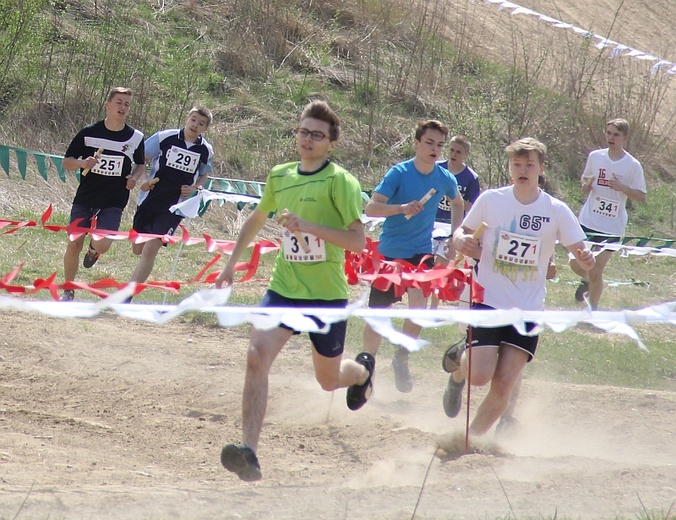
left=221, top=327, right=291, bottom=481
left=469, top=345, right=528, bottom=436
left=63, top=204, right=94, bottom=286
left=586, top=250, right=612, bottom=310
left=311, top=350, right=368, bottom=391
left=500, top=370, right=522, bottom=419
left=393, top=287, right=428, bottom=392
left=63, top=234, right=86, bottom=283
left=130, top=238, right=163, bottom=284
left=241, top=326, right=292, bottom=451
left=89, top=207, right=124, bottom=255
left=363, top=323, right=383, bottom=356
left=310, top=317, right=369, bottom=391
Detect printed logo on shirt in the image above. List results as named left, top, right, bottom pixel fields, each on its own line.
left=519, top=214, right=550, bottom=231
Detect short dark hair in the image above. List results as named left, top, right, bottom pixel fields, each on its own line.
left=607, top=118, right=630, bottom=136
left=188, top=105, right=213, bottom=127
left=505, top=137, right=546, bottom=165
left=300, top=100, right=340, bottom=141
left=106, top=87, right=133, bottom=102
left=414, top=120, right=449, bottom=141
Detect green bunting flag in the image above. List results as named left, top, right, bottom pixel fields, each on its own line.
left=0, top=144, right=68, bottom=182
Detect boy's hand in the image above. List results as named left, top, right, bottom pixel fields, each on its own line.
left=181, top=184, right=198, bottom=197
left=454, top=232, right=479, bottom=257
left=215, top=264, right=234, bottom=288
left=607, top=174, right=626, bottom=193
left=126, top=175, right=137, bottom=190
left=575, top=248, right=595, bottom=271
left=401, top=200, right=423, bottom=218
left=581, top=176, right=594, bottom=194
left=141, top=178, right=159, bottom=191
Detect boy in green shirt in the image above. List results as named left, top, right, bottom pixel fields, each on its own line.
left=214, top=100, right=373, bottom=481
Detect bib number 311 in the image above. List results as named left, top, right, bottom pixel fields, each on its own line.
left=282, top=230, right=326, bottom=262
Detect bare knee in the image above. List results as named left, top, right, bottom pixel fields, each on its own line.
left=588, top=269, right=604, bottom=284
left=468, top=369, right=493, bottom=387
left=246, top=343, right=274, bottom=374
left=316, top=375, right=340, bottom=392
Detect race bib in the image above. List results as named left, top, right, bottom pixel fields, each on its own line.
left=165, top=146, right=201, bottom=173
left=282, top=230, right=326, bottom=262
left=438, top=195, right=452, bottom=212
left=91, top=154, right=124, bottom=177
left=496, top=230, right=541, bottom=266
left=591, top=195, right=620, bottom=219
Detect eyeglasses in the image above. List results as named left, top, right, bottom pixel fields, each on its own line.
left=295, top=128, right=329, bottom=141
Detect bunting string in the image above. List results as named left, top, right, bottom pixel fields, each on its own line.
left=475, top=0, right=675, bottom=76
left=1, top=286, right=673, bottom=351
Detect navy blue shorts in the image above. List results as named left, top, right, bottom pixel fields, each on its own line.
left=368, top=253, right=435, bottom=308
left=133, top=204, right=183, bottom=236
left=468, top=303, right=539, bottom=361
left=260, top=290, right=348, bottom=358
left=69, top=204, right=123, bottom=232
left=581, top=225, right=621, bottom=245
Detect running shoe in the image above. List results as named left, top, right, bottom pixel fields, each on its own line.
left=59, top=290, right=75, bottom=302
left=574, top=280, right=589, bottom=302
left=442, top=336, right=466, bottom=373
left=220, top=443, right=262, bottom=482
left=346, top=352, right=375, bottom=411
left=391, top=356, right=413, bottom=393
left=83, top=242, right=100, bottom=268
left=442, top=375, right=465, bottom=418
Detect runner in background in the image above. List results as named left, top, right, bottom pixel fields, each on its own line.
left=570, top=118, right=646, bottom=310
left=362, top=120, right=463, bottom=393
left=60, top=87, right=145, bottom=301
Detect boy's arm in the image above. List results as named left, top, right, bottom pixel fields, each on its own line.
left=365, top=192, right=423, bottom=218
left=453, top=225, right=479, bottom=257
left=181, top=173, right=209, bottom=197
left=126, top=163, right=146, bottom=189
left=565, top=241, right=595, bottom=272
left=215, top=209, right=268, bottom=288
left=608, top=174, right=647, bottom=202
left=63, top=155, right=98, bottom=172
left=449, top=193, right=463, bottom=233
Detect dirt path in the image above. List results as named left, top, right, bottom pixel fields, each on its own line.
left=1, top=311, right=674, bottom=519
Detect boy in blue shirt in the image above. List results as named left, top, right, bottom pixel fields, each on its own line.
left=360, top=120, right=463, bottom=395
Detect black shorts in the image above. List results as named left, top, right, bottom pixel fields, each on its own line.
left=133, top=205, right=183, bottom=236
left=368, top=254, right=435, bottom=308
left=581, top=225, right=621, bottom=245
left=260, top=290, right=348, bottom=359
left=468, top=303, right=539, bottom=361
left=69, top=204, right=123, bottom=232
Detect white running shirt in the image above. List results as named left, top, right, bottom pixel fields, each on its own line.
left=463, top=186, right=585, bottom=311
left=578, top=149, right=646, bottom=236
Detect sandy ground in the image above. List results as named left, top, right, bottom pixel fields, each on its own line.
left=1, top=310, right=674, bottom=520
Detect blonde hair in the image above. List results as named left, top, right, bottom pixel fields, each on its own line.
left=189, top=106, right=213, bottom=127
left=450, top=134, right=471, bottom=154
left=505, top=137, right=546, bottom=164
left=106, top=87, right=133, bottom=102
left=607, top=118, right=630, bottom=136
